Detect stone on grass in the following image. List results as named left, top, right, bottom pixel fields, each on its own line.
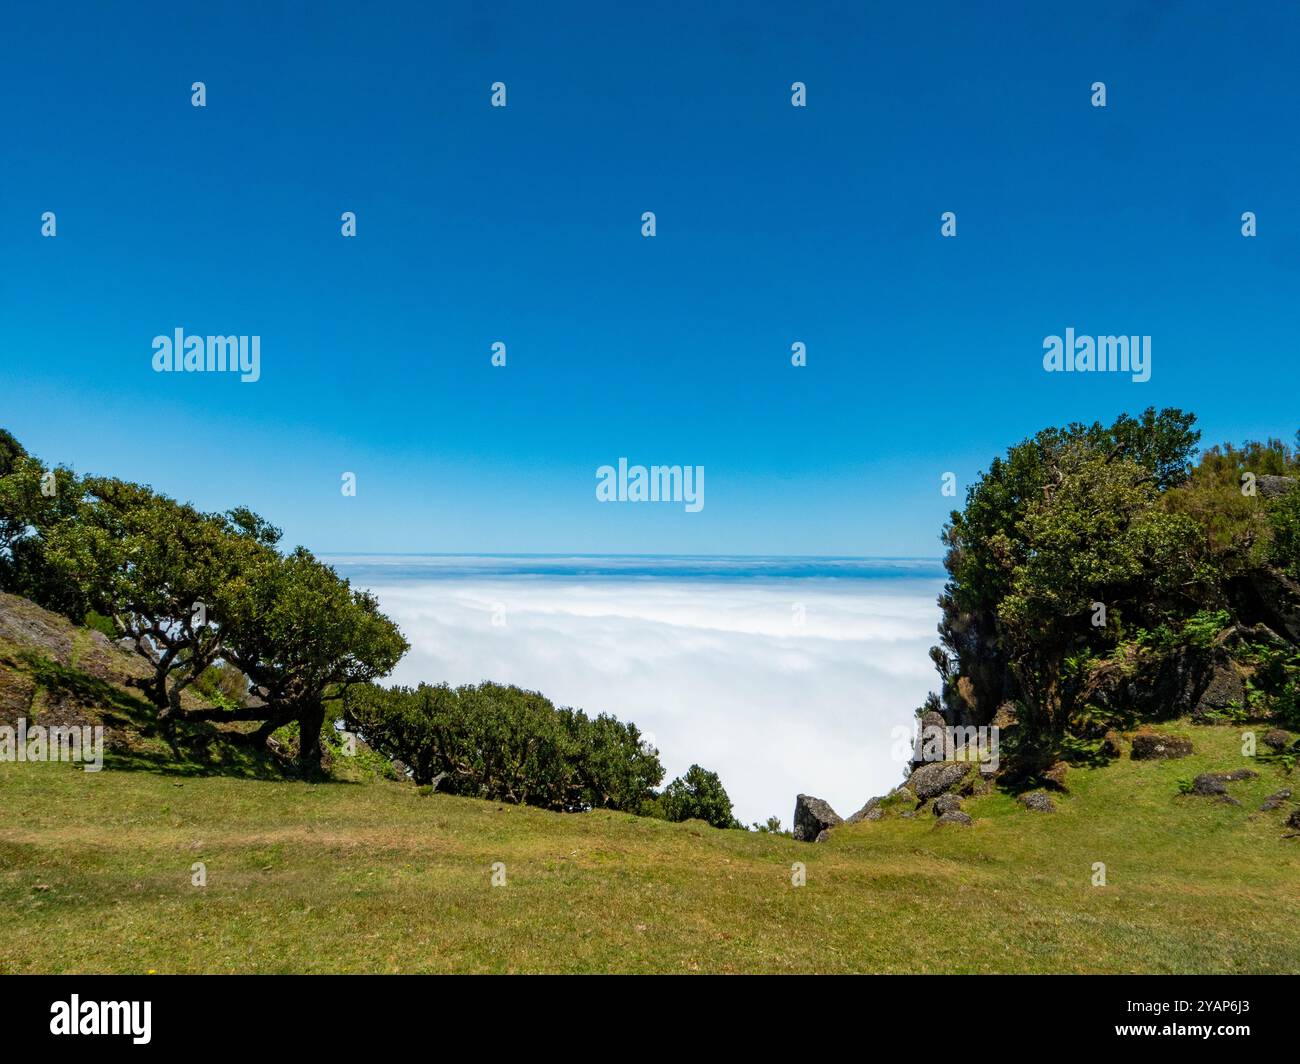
left=1263, top=729, right=1291, bottom=753
left=1130, top=732, right=1193, bottom=761
left=1191, top=769, right=1259, bottom=797
left=1260, top=789, right=1292, bottom=812
left=1018, top=790, right=1055, bottom=813
left=792, top=794, right=842, bottom=842
left=933, top=793, right=963, bottom=817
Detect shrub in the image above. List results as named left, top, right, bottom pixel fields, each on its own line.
left=661, top=764, right=738, bottom=829
left=343, top=681, right=663, bottom=813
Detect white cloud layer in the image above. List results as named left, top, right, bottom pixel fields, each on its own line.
left=337, top=562, right=943, bottom=827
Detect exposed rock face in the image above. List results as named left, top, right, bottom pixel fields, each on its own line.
left=892, top=786, right=917, bottom=805
left=846, top=785, right=920, bottom=824
left=936, top=810, right=972, bottom=826
left=919, top=710, right=946, bottom=733
left=1258, top=474, right=1298, bottom=499
left=1191, top=659, right=1247, bottom=720
left=933, top=793, right=963, bottom=816
left=907, top=761, right=973, bottom=800
left=792, top=794, right=842, bottom=842
left=1080, top=626, right=1271, bottom=727
left=909, top=711, right=949, bottom=770
left=1227, top=568, right=1300, bottom=645
left=845, top=797, right=881, bottom=824
left=1130, top=732, right=1194, bottom=760
left=1018, top=790, right=1055, bottom=812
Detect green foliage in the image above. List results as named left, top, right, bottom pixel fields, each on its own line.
left=1160, top=436, right=1298, bottom=577
left=0, top=428, right=408, bottom=774
left=0, top=428, right=27, bottom=478
left=1137, top=610, right=1233, bottom=652
left=1243, top=642, right=1300, bottom=730
left=1182, top=609, right=1233, bottom=648
left=221, top=547, right=408, bottom=754
left=37, top=476, right=270, bottom=710
left=935, top=409, right=1299, bottom=773
left=661, top=764, right=738, bottom=829
left=344, top=681, right=663, bottom=813
left=943, top=407, right=1199, bottom=618
left=1268, top=484, right=1300, bottom=580
left=82, top=610, right=117, bottom=640
left=191, top=662, right=250, bottom=712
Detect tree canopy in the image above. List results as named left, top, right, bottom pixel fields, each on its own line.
left=934, top=408, right=1300, bottom=773
left=0, top=432, right=407, bottom=775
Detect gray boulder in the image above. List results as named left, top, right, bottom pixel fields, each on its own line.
left=936, top=810, right=973, bottom=826
left=1258, top=474, right=1297, bottom=499
left=907, top=761, right=973, bottom=800
left=792, top=794, right=842, bottom=842
left=933, top=793, right=964, bottom=817
left=1018, top=790, right=1056, bottom=813
left=1192, top=774, right=1227, bottom=797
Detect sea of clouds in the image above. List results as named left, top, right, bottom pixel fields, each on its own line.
left=328, top=556, right=945, bottom=827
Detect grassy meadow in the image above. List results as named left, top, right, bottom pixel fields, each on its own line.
left=2, top=721, right=1298, bottom=974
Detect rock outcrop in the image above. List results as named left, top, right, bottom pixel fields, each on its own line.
left=845, top=796, right=882, bottom=824
left=906, top=761, right=973, bottom=800
left=792, top=794, right=842, bottom=842
left=1258, top=474, right=1298, bottom=499
left=1227, top=568, right=1300, bottom=646
left=933, top=793, right=963, bottom=816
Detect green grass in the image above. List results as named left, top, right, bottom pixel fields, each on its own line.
left=2, top=722, right=1298, bottom=974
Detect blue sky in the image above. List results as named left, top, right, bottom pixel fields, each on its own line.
left=3, top=1, right=1297, bottom=556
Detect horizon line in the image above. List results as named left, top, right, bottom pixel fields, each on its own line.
left=317, top=551, right=947, bottom=561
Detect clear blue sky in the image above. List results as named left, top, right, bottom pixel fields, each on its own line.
left=3, top=1, right=1297, bottom=556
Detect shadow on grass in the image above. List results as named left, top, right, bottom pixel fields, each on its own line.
left=15, top=648, right=301, bottom=782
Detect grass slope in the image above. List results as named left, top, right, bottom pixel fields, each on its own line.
left=0, top=592, right=1297, bottom=974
